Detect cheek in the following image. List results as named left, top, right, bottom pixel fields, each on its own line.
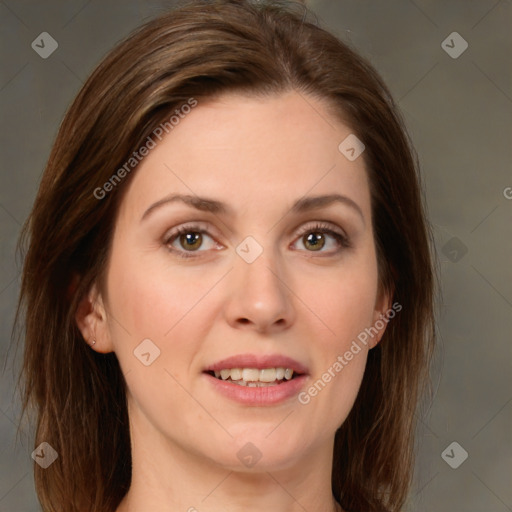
left=105, top=245, right=229, bottom=403
left=298, top=248, right=378, bottom=415
left=307, top=252, right=379, bottom=349
left=107, top=245, right=216, bottom=340
left=104, top=249, right=215, bottom=426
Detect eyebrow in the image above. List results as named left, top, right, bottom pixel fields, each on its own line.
left=141, top=193, right=365, bottom=224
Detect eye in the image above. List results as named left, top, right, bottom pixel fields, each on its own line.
left=291, top=221, right=350, bottom=255
left=163, top=221, right=350, bottom=259
left=164, top=223, right=221, bottom=259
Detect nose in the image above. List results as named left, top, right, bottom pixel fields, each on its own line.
left=223, top=244, right=296, bottom=334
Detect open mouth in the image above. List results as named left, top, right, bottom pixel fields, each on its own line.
left=204, top=367, right=302, bottom=387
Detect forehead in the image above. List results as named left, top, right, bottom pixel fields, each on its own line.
left=117, top=90, right=371, bottom=223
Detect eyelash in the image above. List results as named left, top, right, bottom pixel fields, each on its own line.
left=163, top=221, right=350, bottom=259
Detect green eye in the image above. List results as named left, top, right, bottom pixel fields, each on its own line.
left=164, top=221, right=350, bottom=260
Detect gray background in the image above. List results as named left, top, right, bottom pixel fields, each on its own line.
left=1, top=0, right=511, bottom=511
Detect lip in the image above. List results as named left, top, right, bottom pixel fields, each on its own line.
left=203, top=372, right=309, bottom=406
left=202, top=353, right=309, bottom=406
left=203, top=353, right=309, bottom=374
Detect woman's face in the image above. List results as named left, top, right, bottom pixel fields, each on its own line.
left=85, top=90, right=389, bottom=472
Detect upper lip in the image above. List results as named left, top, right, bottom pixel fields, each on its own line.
left=203, top=353, right=309, bottom=375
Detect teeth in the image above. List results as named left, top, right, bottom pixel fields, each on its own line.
left=242, top=368, right=260, bottom=382
left=211, top=367, right=295, bottom=383
left=259, top=368, right=277, bottom=382
left=230, top=368, right=242, bottom=380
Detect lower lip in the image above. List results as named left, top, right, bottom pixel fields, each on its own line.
left=203, top=372, right=308, bottom=406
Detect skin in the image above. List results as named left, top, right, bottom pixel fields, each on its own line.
left=76, top=90, right=390, bottom=512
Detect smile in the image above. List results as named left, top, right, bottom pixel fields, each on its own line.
left=207, top=367, right=297, bottom=386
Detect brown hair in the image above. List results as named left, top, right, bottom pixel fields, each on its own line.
left=14, top=1, right=437, bottom=510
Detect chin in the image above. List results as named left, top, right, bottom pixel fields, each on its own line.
left=211, top=432, right=306, bottom=472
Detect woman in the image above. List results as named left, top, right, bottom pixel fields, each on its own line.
left=14, top=0, right=437, bottom=510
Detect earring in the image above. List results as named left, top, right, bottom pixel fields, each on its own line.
left=89, top=339, right=96, bottom=346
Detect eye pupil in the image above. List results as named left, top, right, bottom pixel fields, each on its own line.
left=304, top=232, right=325, bottom=251
left=180, top=232, right=202, bottom=250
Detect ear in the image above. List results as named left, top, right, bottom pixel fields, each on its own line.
left=369, top=284, right=393, bottom=350
left=75, top=282, right=114, bottom=353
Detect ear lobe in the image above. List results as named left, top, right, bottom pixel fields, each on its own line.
left=75, top=283, right=113, bottom=353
